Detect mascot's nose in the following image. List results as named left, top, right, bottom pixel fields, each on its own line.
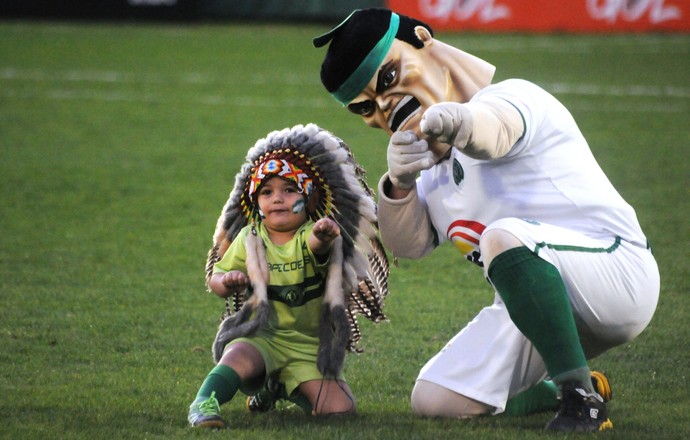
left=376, top=95, right=391, bottom=112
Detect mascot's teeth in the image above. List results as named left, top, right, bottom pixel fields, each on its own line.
left=389, top=96, right=421, bottom=132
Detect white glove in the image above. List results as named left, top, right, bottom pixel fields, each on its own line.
left=387, top=131, right=435, bottom=190
left=420, top=103, right=472, bottom=148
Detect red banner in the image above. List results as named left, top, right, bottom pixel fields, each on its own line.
left=387, top=0, right=690, bottom=32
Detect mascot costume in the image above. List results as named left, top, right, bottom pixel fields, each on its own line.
left=313, top=8, right=659, bottom=434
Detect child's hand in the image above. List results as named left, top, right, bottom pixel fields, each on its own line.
left=221, top=270, right=250, bottom=293
left=312, top=218, right=340, bottom=244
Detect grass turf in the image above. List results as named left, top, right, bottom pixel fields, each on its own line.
left=0, top=21, right=688, bottom=439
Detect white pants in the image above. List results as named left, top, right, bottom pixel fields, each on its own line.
left=416, top=218, right=659, bottom=414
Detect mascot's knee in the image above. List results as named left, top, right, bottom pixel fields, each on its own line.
left=410, top=380, right=460, bottom=417
left=411, top=380, right=492, bottom=418
left=480, top=227, right=523, bottom=269
left=411, top=381, right=438, bottom=417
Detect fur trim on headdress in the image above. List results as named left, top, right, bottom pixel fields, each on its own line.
left=211, top=227, right=270, bottom=362
left=206, top=124, right=390, bottom=373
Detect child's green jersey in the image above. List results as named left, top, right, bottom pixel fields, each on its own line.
left=213, top=221, right=330, bottom=339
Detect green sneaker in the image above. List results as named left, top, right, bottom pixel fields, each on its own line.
left=188, top=391, right=226, bottom=428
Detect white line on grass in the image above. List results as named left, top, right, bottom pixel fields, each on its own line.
left=451, top=34, right=690, bottom=54
left=0, top=87, right=330, bottom=108
left=2, top=87, right=686, bottom=115
left=0, top=68, right=318, bottom=86
left=2, top=68, right=689, bottom=113
left=542, top=82, right=690, bottom=99
left=4, top=67, right=690, bottom=99
left=3, top=67, right=690, bottom=99
left=565, top=101, right=687, bottom=113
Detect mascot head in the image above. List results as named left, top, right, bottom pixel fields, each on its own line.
left=314, top=8, right=495, bottom=145
left=314, top=8, right=431, bottom=106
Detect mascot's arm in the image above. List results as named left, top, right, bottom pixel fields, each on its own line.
left=421, top=96, right=524, bottom=160
left=377, top=174, right=435, bottom=259
left=464, top=96, right=524, bottom=159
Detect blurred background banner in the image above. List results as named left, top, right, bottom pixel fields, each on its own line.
left=387, top=0, right=690, bottom=32
left=2, top=0, right=688, bottom=32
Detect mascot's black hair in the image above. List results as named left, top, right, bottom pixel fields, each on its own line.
left=314, top=8, right=433, bottom=94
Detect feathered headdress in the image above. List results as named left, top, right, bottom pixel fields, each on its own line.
left=206, top=123, right=389, bottom=377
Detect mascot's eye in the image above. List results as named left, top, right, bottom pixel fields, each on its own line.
left=382, top=68, right=397, bottom=88
left=376, top=64, right=398, bottom=94
left=348, top=100, right=376, bottom=117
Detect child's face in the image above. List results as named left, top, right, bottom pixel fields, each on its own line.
left=256, top=177, right=308, bottom=233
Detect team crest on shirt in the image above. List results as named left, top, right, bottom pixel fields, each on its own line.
left=453, top=158, right=464, bottom=185
left=279, top=286, right=305, bottom=306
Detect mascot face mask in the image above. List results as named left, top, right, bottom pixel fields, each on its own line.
left=315, top=8, right=495, bottom=150
left=346, top=31, right=456, bottom=136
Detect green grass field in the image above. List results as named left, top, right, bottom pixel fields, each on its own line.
left=1, top=21, right=688, bottom=439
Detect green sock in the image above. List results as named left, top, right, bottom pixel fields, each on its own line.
left=503, top=380, right=558, bottom=416
left=488, top=247, right=592, bottom=391
left=195, top=364, right=242, bottom=405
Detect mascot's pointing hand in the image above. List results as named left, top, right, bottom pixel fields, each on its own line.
left=421, top=103, right=473, bottom=149
left=387, top=131, right=435, bottom=190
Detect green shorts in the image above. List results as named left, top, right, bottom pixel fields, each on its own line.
left=230, top=329, right=345, bottom=396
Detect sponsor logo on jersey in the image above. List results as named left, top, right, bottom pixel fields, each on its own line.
left=447, top=219, right=485, bottom=255
left=268, top=255, right=311, bottom=273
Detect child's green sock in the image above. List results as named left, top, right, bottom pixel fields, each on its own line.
left=195, top=364, right=242, bottom=405
left=488, top=247, right=593, bottom=392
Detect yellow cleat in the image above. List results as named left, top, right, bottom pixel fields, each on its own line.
left=591, top=371, right=612, bottom=403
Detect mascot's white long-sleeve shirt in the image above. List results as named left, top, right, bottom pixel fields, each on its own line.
left=378, top=79, right=648, bottom=266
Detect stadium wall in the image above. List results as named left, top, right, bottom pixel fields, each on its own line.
left=1, top=0, right=688, bottom=33
left=200, top=0, right=384, bottom=21
left=0, top=0, right=385, bottom=21
left=0, top=0, right=203, bottom=20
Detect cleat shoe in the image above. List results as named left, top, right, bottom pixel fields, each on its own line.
left=188, top=391, right=226, bottom=428
left=246, top=390, right=276, bottom=413
left=591, top=371, right=612, bottom=403
left=545, top=382, right=613, bottom=433
left=246, top=376, right=282, bottom=413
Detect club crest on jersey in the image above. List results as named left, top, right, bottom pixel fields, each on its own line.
left=453, top=158, right=464, bottom=185
left=279, top=286, right=305, bottom=306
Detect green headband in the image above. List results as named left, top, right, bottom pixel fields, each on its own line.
left=332, top=12, right=400, bottom=105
